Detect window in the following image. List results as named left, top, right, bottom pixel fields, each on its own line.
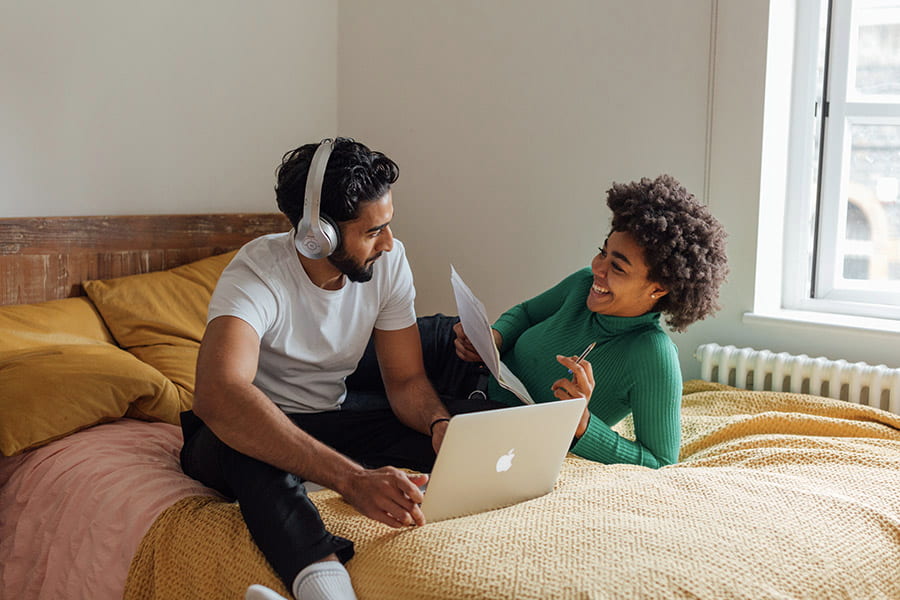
left=784, top=0, right=900, bottom=320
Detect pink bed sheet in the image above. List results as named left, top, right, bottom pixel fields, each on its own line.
left=0, top=419, right=220, bottom=600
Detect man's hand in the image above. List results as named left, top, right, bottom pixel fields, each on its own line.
left=339, top=467, right=429, bottom=528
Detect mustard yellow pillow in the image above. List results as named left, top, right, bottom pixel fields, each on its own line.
left=83, top=251, right=236, bottom=347
left=0, top=344, right=183, bottom=456
left=129, top=345, right=197, bottom=404
left=82, top=251, right=236, bottom=398
left=0, top=297, right=114, bottom=352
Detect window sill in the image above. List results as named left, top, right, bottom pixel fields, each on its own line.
left=743, top=309, right=900, bottom=336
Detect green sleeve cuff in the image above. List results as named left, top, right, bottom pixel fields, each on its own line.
left=570, top=414, right=617, bottom=459
left=570, top=413, right=666, bottom=468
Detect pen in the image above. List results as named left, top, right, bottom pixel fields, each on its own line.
left=567, top=342, right=596, bottom=374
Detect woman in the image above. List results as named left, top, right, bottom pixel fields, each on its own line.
left=453, top=174, right=728, bottom=467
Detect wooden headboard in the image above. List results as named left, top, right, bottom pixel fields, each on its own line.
left=0, top=213, right=290, bottom=306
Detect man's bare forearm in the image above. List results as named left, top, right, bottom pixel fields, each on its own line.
left=384, top=374, right=450, bottom=434
left=194, top=382, right=364, bottom=494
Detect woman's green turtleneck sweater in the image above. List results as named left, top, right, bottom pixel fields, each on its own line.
left=487, top=268, right=682, bottom=468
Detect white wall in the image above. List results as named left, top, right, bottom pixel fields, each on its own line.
left=338, top=0, right=900, bottom=378
left=338, top=0, right=717, bottom=374
left=0, top=1, right=337, bottom=217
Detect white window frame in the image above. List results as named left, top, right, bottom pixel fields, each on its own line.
left=782, top=0, right=900, bottom=321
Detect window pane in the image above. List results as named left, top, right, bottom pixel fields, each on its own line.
left=844, top=255, right=870, bottom=279
left=844, top=123, right=900, bottom=282
left=852, top=4, right=900, bottom=98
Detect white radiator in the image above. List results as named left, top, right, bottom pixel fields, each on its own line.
left=694, top=343, right=900, bottom=415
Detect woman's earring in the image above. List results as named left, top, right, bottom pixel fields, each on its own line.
left=651, top=294, right=657, bottom=299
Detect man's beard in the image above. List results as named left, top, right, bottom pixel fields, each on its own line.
left=328, top=248, right=381, bottom=283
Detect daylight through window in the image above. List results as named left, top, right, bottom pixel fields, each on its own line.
left=786, top=0, right=900, bottom=319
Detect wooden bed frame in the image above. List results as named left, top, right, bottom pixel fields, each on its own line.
left=0, top=213, right=290, bottom=306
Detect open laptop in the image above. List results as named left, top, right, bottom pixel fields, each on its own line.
left=419, top=397, right=586, bottom=523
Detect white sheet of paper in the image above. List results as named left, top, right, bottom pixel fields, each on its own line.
left=450, top=266, right=534, bottom=405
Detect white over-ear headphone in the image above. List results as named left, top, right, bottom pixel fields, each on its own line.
left=295, top=139, right=340, bottom=259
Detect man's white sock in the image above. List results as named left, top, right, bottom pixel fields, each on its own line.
left=245, top=584, right=290, bottom=600
left=292, top=561, right=358, bottom=600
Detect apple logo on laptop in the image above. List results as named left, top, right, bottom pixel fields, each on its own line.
left=495, top=448, right=515, bottom=473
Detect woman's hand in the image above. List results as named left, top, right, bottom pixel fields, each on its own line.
left=452, top=322, right=502, bottom=362
left=551, top=355, right=595, bottom=401
left=573, top=407, right=591, bottom=438
left=551, top=355, right=595, bottom=438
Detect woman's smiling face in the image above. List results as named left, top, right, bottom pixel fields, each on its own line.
left=587, top=230, right=668, bottom=317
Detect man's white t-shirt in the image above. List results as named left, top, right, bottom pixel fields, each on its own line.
left=207, top=232, right=417, bottom=414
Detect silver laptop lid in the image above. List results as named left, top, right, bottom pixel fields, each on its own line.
left=420, top=397, right=586, bottom=523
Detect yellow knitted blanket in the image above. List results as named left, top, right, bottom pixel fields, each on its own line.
left=125, top=383, right=900, bottom=599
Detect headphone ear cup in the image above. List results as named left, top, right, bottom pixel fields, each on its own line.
left=318, top=214, right=340, bottom=256
left=294, top=214, right=340, bottom=258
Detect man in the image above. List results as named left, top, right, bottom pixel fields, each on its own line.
left=180, top=138, right=494, bottom=600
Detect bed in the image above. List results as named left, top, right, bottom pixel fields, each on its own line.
left=1, top=213, right=899, bottom=600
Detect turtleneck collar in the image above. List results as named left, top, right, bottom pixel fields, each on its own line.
left=591, top=310, right=662, bottom=337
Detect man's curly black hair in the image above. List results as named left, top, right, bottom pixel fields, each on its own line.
left=607, top=174, right=728, bottom=332
left=275, top=137, right=399, bottom=228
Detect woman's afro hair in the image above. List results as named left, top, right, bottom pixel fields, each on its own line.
left=607, top=174, right=728, bottom=332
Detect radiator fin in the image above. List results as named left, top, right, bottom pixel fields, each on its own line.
left=694, top=343, right=900, bottom=415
